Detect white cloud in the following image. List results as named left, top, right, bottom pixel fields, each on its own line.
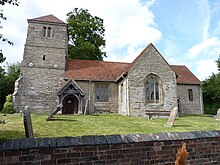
left=188, top=37, right=220, bottom=59
left=197, top=0, right=211, bottom=40
left=1, top=0, right=161, bottom=64
left=195, top=59, right=218, bottom=80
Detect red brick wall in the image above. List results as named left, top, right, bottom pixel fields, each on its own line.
left=1, top=131, right=220, bottom=164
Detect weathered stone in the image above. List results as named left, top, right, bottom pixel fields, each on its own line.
left=177, top=85, right=203, bottom=114
left=82, top=136, right=94, bottom=145
left=165, top=107, right=178, bottom=128
left=4, top=140, right=13, bottom=151
left=13, top=17, right=67, bottom=113
left=23, top=106, right=34, bottom=138
left=49, top=138, right=56, bottom=148
left=215, top=108, right=220, bottom=120
left=20, top=138, right=29, bottom=149
left=27, top=138, right=36, bottom=149
left=94, top=135, right=107, bottom=145
left=56, top=138, right=64, bottom=147
left=12, top=138, right=21, bottom=150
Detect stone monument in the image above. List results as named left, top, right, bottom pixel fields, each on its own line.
left=215, top=108, right=220, bottom=121
left=165, top=107, right=178, bottom=128
left=23, top=106, right=34, bottom=138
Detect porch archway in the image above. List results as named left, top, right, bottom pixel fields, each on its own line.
left=62, top=95, right=78, bottom=114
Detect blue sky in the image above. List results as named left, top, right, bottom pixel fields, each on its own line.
left=1, top=0, right=220, bottom=80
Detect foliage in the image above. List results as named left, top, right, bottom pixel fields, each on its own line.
left=0, top=0, right=19, bottom=56
left=2, top=94, right=14, bottom=114
left=0, top=113, right=219, bottom=139
left=67, top=8, right=106, bottom=60
left=217, top=58, right=220, bottom=72
left=5, top=94, right=12, bottom=102
left=0, top=62, right=20, bottom=111
left=202, top=59, right=220, bottom=114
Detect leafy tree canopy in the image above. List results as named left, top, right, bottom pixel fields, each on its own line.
left=217, top=56, right=220, bottom=71
left=0, top=62, right=20, bottom=111
left=202, top=59, right=220, bottom=114
left=67, top=8, right=106, bottom=60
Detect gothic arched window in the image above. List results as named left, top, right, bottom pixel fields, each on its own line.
left=145, top=74, right=160, bottom=103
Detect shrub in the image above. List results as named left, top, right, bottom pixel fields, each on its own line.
left=2, top=94, right=15, bottom=114
left=5, top=94, right=12, bottom=102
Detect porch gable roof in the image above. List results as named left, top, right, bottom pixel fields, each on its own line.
left=57, top=79, right=85, bottom=96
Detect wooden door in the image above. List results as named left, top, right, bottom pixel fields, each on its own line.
left=62, top=96, right=78, bottom=114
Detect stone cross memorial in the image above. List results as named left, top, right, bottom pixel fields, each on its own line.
left=165, top=107, right=178, bottom=128
left=23, top=106, right=34, bottom=138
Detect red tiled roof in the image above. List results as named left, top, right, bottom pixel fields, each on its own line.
left=65, top=60, right=201, bottom=85
left=64, top=60, right=130, bottom=81
left=171, top=65, right=201, bottom=85
left=28, top=14, right=65, bottom=24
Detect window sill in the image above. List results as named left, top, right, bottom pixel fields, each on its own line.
left=145, top=102, right=164, bottom=106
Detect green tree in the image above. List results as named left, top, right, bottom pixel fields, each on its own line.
left=217, top=56, right=220, bottom=71
left=0, top=62, right=20, bottom=111
left=0, top=0, right=19, bottom=56
left=67, top=8, right=106, bottom=60
left=0, top=53, right=6, bottom=79
left=202, top=59, right=220, bottom=115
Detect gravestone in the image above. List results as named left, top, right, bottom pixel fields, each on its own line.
left=215, top=108, right=220, bottom=121
left=165, top=107, right=178, bottom=128
left=23, top=106, right=34, bottom=138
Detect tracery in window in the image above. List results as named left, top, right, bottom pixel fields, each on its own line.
left=145, top=74, right=160, bottom=103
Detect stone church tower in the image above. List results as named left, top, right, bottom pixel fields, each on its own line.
left=13, top=15, right=68, bottom=113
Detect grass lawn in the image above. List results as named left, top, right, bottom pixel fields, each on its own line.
left=0, top=113, right=219, bottom=140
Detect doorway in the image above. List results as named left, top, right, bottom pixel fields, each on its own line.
left=62, top=95, right=78, bottom=114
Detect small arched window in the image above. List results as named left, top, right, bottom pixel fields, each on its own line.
left=42, top=26, right=53, bottom=37
left=145, top=74, right=160, bottom=103
left=43, top=26, right=47, bottom=37
left=47, top=27, right=52, bottom=37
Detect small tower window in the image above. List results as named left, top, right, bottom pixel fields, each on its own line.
left=43, top=26, right=47, bottom=37
left=42, top=26, right=52, bottom=37
left=43, top=55, right=46, bottom=60
left=47, top=27, right=52, bottom=37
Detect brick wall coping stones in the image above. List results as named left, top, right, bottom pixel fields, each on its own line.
left=1, top=130, right=220, bottom=152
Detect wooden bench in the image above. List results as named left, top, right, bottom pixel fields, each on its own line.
left=145, top=110, right=170, bottom=119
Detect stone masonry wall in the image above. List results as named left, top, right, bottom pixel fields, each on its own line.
left=1, top=130, right=220, bottom=164
left=177, top=84, right=203, bottom=114
left=128, top=45, right=177, bottom=117
left=76, top=81, right=118, bottom=114
left=14, top=20, right=67, bottom=113
left=14, top=67, right=64, bottom=113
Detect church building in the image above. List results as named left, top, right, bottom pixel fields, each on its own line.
left=13, top=15, right=203, bottom=118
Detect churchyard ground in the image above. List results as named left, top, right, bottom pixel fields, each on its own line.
left=0, top=113, right=219, bottom=140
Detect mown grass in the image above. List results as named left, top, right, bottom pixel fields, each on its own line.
left=0, top=113, right=219, bottom=139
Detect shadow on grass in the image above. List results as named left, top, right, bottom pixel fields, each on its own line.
left=50, top=118, right=78, bottom=122
left=173, top=124, right=191, bottom=128
left=0, top=130, right=25, bottom=140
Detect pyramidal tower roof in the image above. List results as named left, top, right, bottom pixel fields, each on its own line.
left=28, top=14, right=66, bottom=24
